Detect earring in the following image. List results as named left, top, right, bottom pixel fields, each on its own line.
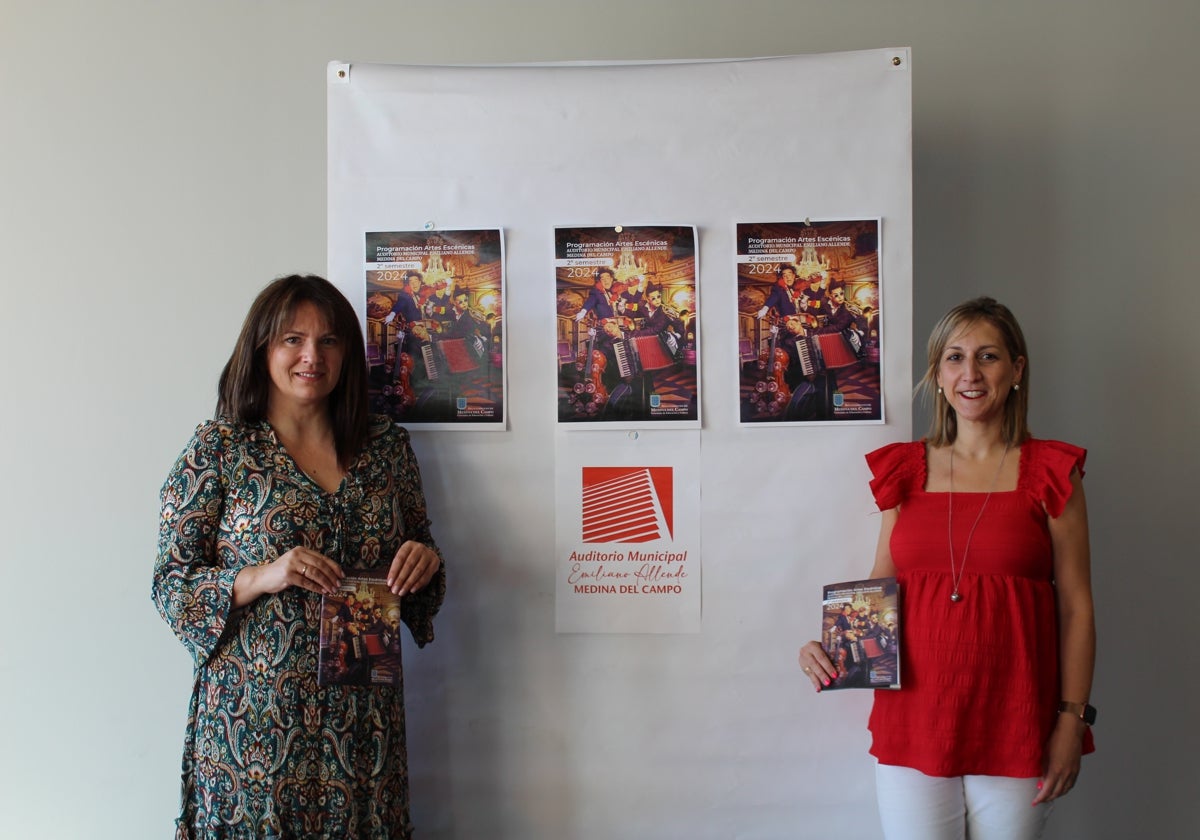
left=1013, top=383, right=1020, bottom=391
left=937, top=387, right=943, bottom=395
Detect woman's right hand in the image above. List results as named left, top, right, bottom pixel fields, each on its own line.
left=232, top=547, right=343, bottom=607
left=798, top=640, right=838, bottom=691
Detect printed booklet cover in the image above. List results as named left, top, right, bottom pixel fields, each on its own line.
left=318, top=570, right=404, bottom=687
left=821, top=576, right=900, bottom=689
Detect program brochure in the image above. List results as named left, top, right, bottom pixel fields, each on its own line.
left=821, top=576, right=900, bottom=690
left=317, top=570, right=404, bottom=687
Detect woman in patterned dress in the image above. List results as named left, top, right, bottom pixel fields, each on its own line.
left=153, top=274, right=445, bottom=839
left=798, top=298, right=1095, bottom=840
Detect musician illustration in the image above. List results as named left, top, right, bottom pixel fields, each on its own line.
left=824, top=603, right=853, bottom=678
left=812, top=284, right=857, bottom=335
left=628, top=285, right=686, bottom=396
left=567, top=268, right=621, bottom=392
left=755, top=308, right=859, bottom=422
left=596, top=285, right=683, bottom=417
left=812, top=283, right=869, bottom=361
left=633, top=285, right=684, bottom=350
left=799, top=271, right=829, bottom=322
left=406, top=323, right=436, bottom=383
left=833, top=603, right=856, bottom=634
left=566, top=312, right=614, bottom=417
left=776, top=314, right=815, bottom=390
left=424, top=278, right=455, bottom=326
left=383, top=270, right=424, bottom=384
left=618, top=273, right=648, bottom=318
left=574, top=267, right=623, bottom=322
left=326, top=594, right=370, bottom=685
left=446, top=290, right=488, bottom=361
left=756, top=263, right=804, bottom=319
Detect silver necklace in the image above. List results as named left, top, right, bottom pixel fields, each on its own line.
left=947, top=443, right=1010, bottom=603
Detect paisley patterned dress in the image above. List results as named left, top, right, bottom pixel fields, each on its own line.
left=153, top=416, right=445, bottom=840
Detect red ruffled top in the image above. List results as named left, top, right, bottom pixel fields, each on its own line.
left=864, top=438, right=1094, bottom=778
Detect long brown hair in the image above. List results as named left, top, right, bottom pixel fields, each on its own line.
left=217, top=274, right=369, bottom=466
left=918, top=297, right=1031, bottom=447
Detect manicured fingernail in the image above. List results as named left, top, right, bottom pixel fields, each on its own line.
left=831, top=671, right=839, bottom=679
left=1036, top=782, right=1043, bottom=790
left=823, top=679, right=830, bottom=686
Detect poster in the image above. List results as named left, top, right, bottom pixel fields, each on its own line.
left=735, top=219, right=884, bottom=425
left=365, top=229, right=505, bottom=428
left=555, top=431, right=702, bottom=634
left=555, top=225, right=700, bottom=428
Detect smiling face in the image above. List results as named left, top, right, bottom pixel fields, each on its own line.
left=935, top=319, right=1025, bottom=428
left=266, top=301, right=344, bottom=413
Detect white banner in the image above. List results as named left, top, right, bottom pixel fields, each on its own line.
left=328, top=51, right=911, bottom=835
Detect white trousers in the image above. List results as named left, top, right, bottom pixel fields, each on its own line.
left=875, top=762, right=1054, bottom=840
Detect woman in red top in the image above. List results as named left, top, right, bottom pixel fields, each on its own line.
left=799, top=298, right=1095, bottom=840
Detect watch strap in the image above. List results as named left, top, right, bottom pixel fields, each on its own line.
left=1059, top=700, right=1097, bottom=725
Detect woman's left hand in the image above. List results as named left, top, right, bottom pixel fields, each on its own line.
left=386, top=540, right=442, bottom=596
left=1034, top=716, right=1085, bottom=804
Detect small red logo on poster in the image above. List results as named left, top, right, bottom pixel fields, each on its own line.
left=581, top=467, right=673, bottom=543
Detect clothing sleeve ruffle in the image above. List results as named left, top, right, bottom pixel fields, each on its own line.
left=151, top=422, right=240, bottom=666
left=381, top=422, right=446, bottom=648
left=865, top=441, right=922, bottom=511
left=1022, top=439, right=1087, bottom=518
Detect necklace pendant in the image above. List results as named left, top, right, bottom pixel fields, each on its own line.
left=950, top=592, right=962, bottom=603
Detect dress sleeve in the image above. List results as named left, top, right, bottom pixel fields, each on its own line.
left=151, top=424, right=240, bottom=665
left=388, top=425, right=446, bottom=648
left=865, top=441, right=921, bottom=511
left=1025, top=439, right=1087, bottom=518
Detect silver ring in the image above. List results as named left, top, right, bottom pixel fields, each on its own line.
left=301, top=564, right=308, bottom=577
left=804, top=666, right=812, bottom=673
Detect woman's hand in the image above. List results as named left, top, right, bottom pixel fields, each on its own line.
left=386, top=541, right=441, bottom=596
left=233, top=547, right=343, bottom=607
left=798, top=640, right=838, bottom=691
left=1034, top=714, right=1085, bottom=804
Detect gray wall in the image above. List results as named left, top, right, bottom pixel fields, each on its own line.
left=1, top=2, right=1195, bottom=838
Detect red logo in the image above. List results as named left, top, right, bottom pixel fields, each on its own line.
left=580, top=467, right=673, bottom=543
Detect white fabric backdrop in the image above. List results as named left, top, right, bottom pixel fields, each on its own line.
left=328, top=51, right=912, bottom=838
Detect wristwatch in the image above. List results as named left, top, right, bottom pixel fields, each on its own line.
left=1058, top=700, right=1097, bottom=726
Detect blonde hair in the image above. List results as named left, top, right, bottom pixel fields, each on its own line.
left=918, top=297, right=1030, bottom=446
